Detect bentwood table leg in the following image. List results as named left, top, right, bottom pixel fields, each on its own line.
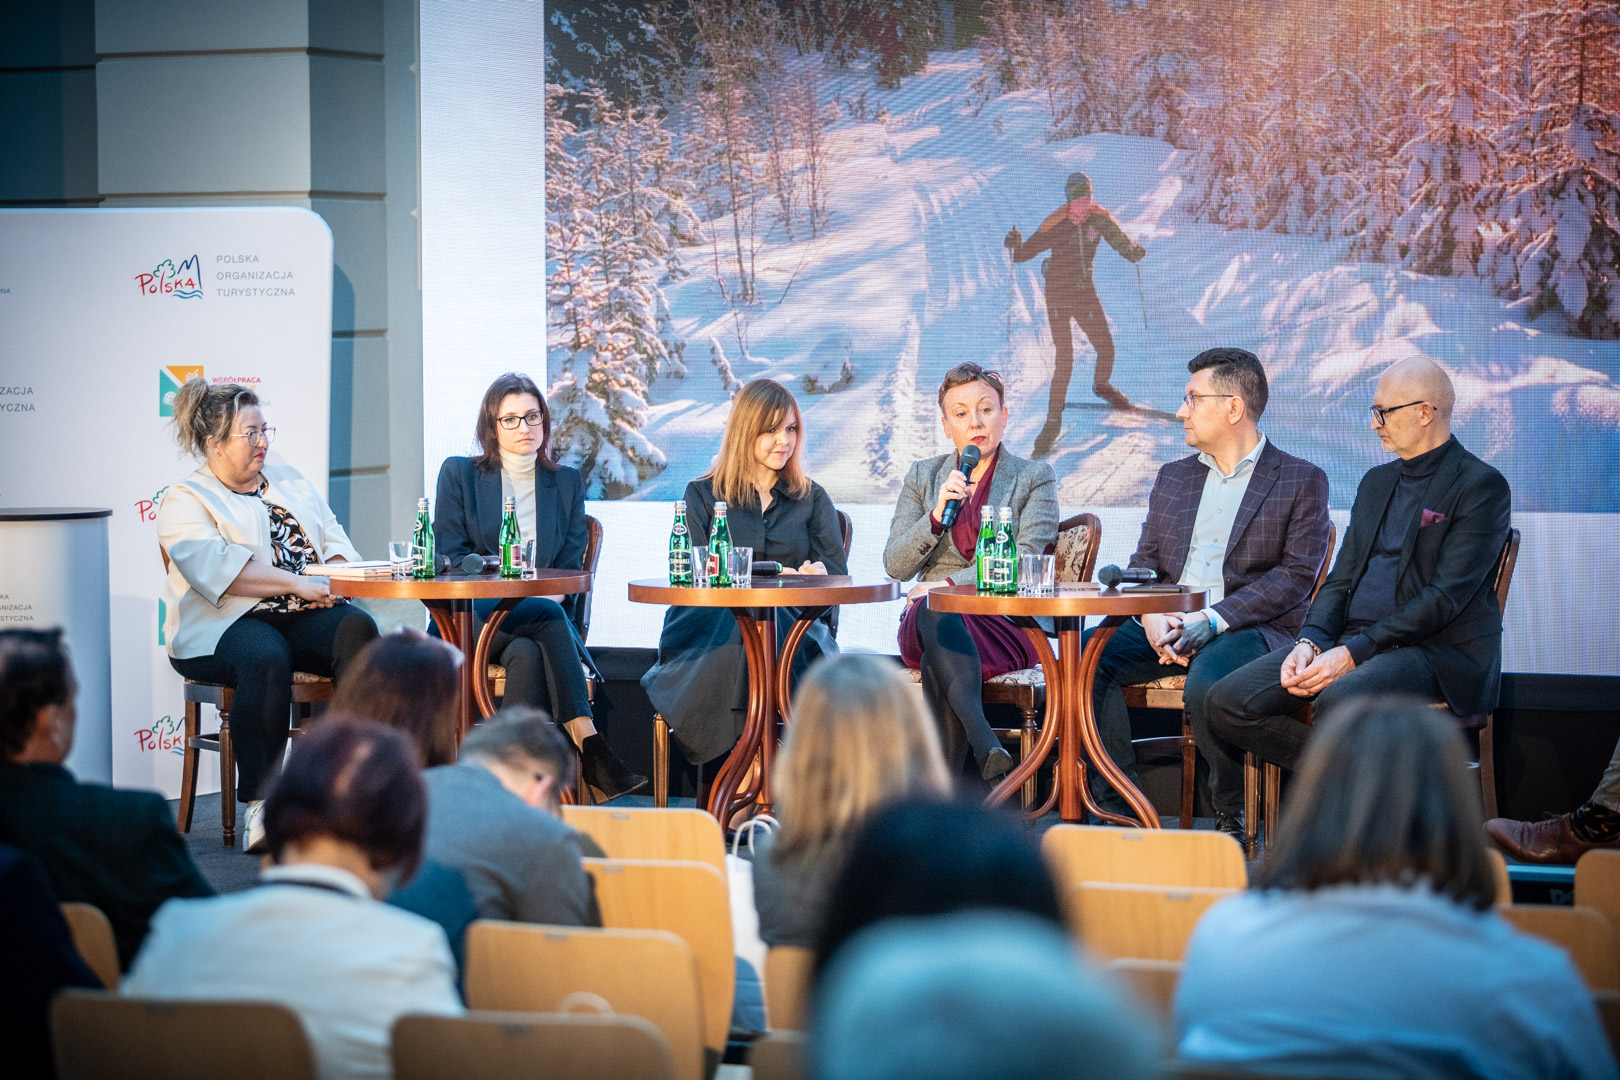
left=729, top=615, right=779, bottom=820
left=472, top=596, right=522, bottom=720
left=421, top=601, right=476, bottom=745
left=761, top=607, right=831, bottom=816
left=1065, top=615, right=1161, bottom=827
left=708, top=610, right=772, bottom=822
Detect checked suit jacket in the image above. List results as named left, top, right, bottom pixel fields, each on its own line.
left=1129, top=439, right=1332, bottom=652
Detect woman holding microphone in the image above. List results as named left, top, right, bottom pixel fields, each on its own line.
left=434, top=372, right=645, bottom=802
left=159, top=379, right=379, bottom=851
left=884, top=363, right=1058, bottom=782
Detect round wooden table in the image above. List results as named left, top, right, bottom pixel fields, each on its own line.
left=330, top=569, right=592, bottom=740
left=629, top=576, right=900, bottom=822
left=927, top=583, right=1206, bottom=827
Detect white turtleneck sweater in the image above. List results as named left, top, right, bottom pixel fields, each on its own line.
left=499, top=448, right=538, bottom=543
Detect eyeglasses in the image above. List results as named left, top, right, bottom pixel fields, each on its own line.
left=227, top=427, right=276, bottom=446
left=497, top=411, right=545, bottom=431
left=1182, top=392, right=1235, bottom=408
left=1369, top=400, right=1426, bottom=426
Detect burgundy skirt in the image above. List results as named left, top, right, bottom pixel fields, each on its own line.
left=898, top=597, right=1040, bottom=679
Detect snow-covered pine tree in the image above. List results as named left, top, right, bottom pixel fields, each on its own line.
left=1118, top=0, right=1199, bottom=148
left=1177, top=2, right=1262, bottom=229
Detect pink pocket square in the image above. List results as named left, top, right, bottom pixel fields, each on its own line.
left=1420, top=509, right=1447, bottom=528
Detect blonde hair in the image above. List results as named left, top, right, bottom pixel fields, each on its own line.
left=171, top=377, right=259, bottom=458
left=704, top=379, right=811, bottom=508
left=774, top=655, right=950, bottom=860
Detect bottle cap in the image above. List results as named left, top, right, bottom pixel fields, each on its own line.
left=714, top=501, right=727, bottom=512
left=418, top=497, right=429, bottom=509
left=504, top=495, right=515, bottom=507
left=674, top=500, right=686, bottom=510
left=999, top=506, right=1013, bottom=519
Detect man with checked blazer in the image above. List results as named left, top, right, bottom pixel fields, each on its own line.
left=1087, top=348, right=1331, bottom=837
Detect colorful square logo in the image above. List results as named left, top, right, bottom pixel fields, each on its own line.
left=159, top=366, right=204, bottom=417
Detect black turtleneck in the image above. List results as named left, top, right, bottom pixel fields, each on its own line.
left=1339, top=436, right=1454, bottom=662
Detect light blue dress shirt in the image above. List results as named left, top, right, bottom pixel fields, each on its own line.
left=1177, top=433, right=1267, bottom=633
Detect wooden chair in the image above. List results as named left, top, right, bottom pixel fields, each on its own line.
left=1594, top=990, right=1620, bottom=1067
left=751, top=1030, right=808, bottom=1080
left=1105, top=957, right=1182, bottom=1018
left=1130, top=523, right=1335, bottom=834
left=1488, top=848, right=1513, bottom=906
left=1257, top=528, right=1519, bottom=849
left=59, top=902, right=119, bottom=989
left=1070, top=883, right=1238, bottom=963
left=583, top=858, right=733, bottom=1061
left=1500, top=905, right=1620, bottom=992
left=652, top=510, right=854, bottom=807
left=52, top=991, right=316, bottom=1080
left=561, top=805, right=726, bottom=874
left=1577, top=851, right=1620, bottom=957
left=392, top=1010, right=676, bottom=1080
left=464, top=921, right=705, bottom=1080
left=488, top=514, right=603, bottom=805
left=1042, top=824, right=1248, bottom=894
left=161, top=548, right=332, bottom=847
left=764, top=945, right=815, bottom=1031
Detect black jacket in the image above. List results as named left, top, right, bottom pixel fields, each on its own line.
left=0, top=763, right=214, bottom=970
left=1301, top=438, right=1512, bottom=717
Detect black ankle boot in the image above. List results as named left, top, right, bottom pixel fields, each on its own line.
left=579, top=734, right=649, bottom=803
left=980, top=746, right=1014, bottom=782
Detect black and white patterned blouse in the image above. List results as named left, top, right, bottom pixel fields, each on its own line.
left=247, top=478, right=343, bottom=614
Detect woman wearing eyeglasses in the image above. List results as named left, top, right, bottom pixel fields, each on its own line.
left=432, top=373, right=647, bottom=802
left=159, top=378, right=379, bottom=852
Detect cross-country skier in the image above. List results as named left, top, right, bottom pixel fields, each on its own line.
left=1005, top=172, right=1147, bottom=458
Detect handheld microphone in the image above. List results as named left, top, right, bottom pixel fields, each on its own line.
left=460, top=553, right=498, bottom=575
left=1098, top=564, right=1161, bottom=589
left=938, top=443, right=982, bottom=528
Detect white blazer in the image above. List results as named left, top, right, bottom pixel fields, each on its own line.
left=158, top=463, right=361, bottom=659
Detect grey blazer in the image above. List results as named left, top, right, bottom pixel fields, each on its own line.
left=884, top=449, right=1060, bottom=584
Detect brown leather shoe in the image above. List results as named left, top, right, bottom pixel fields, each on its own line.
left=1485, top=814, right=1620, bottom=865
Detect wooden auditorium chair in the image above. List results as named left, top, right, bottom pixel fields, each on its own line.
left=1105, top=957, right=1183, bottom=1019
left=559, top=805, right=725, bottom=874
left=1069, top=883, right=1239, bottom=963
left=1576, top=850, right=1620, bottom=949
left=58, top=902, right=119, bottom=990
left=1041, top=824, right=1248, bottom=895
left=52, top=991, right=316, bottom=1080
left=1500, top=904, right=1619, bottom=992
left=391, top=1010, right=676, bottom=1080
left=764, top=945, right=815, bottom=1032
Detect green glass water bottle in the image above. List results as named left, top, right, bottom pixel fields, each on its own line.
left=709, top=500, right=734, bottom=587
left=498, top=495, right=521, bottom=578
left=974, top=505, right=995, bottom=591
left=994, top=506, right=1017, bottom=595
left=669, top=500, right=694, bottom=585
left=412, top=497, right=435, bottom=580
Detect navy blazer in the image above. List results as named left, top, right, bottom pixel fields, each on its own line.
left=1130, top=440, right=1332, bottom=653
left=1301, top=438, right=1511, bottom=717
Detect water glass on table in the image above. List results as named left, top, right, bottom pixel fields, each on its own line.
left=728, top=546, right=755, bottom=586
left=388, top=541, right=413, bottom=579
left=691, top=545, right=710, bottom=587
left=519, top=539, right=539, bottom=579
left=1018, top=553, right=1057, bottom=596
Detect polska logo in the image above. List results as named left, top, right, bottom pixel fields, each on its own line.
left=159, top=365, right=204, bottom=416
left=137, top=256, right=204, bottom=299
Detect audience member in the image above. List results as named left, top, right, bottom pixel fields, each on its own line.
left=813, top=798, right=1063, bottom=981
left=812, top=912, right=1160, bottom=1080
left=1176, top=697, right=1615, bottom=1078
left=416, top=706, right=598, bottom=925
left=0, top=628, right=212, bottom=970
left=0, top=843, right=101, bottom=1080
left=329, top=631, right=460, bottom=767
left=755, top=655, right=950, bottom=948
left=1487, top=733, right=1620, bottom=864
left=125, top=720, right=462, bottom=1080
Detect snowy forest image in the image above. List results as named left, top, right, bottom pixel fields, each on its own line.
left=543, top=0, right=1620, bottom=513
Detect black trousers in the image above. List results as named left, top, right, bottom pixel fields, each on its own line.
left=476, top=597, right=594, bottom=723
left=1086, top=619, right=1270, bottom=816
left=1205, top=644, right=1442, bottom=771
left=912, top=604, right=1000, bottom=773
left=170, top=604, right=378, bottom=802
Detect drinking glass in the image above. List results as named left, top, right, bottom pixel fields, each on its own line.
left=388, top=541, right=413, bottom=579
left=728, top=546, right=755, bottom=586
left=1018, top=554, right=1057, bottom=596
left=692, top=546, right=710, bottom=587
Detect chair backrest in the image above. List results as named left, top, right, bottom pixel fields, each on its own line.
left=764, top=945, right=814, bottom=1031
left=1576, top=849, right=1620, bottom=939
left=560, top=806, right=725, bottom=875
left=1494, top=527, right=1521, bottom=611
left=829, top=509, right=854, bottom=637
left=59, top=902, right=120, bottom=990
left=392, top=1010, right=676, bottom=1080
left=1104, top=957, right=1182, bottom=1018
left=1487, top=848, right=1513, bottom=906
left=1071, top=883, right=1238, bottom=963
left=1310, top=521, right=1336, bottom=600
left=576, top=514, right=604, bottom=642
left=1052, top=512, right=1102, bottom=583
left=1593, top=990, right=1620, bottom=1069
left=464, top=922, right=704, bottom=1080
left=1042, top=825, right=1248, bottom=892
left=583, top=858, right=734, bottom=1057
left=1500, top=904, right=1620, bottom=991
left=751, top=1030, right=808, bottom=1080
left=52, top=991, right=316, bottom=1080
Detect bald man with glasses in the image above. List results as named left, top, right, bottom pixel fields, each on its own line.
left=1204, top=357, right=1512, bottom=779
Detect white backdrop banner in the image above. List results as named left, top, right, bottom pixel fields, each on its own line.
left=0, top=207, right=333, bottom=796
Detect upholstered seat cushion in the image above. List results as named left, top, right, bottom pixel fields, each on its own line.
left=293, top=671, right=331, bottom=684
left=1129, top=673, right=1187, bottom=691
left=1053, top=523, right=1093, bottom=583
left=904, top=665, right=1044, bottom=686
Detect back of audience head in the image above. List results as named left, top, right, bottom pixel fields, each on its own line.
left=814, top=798, right=1062, bottom=980
left=776, top=655, right=951, bottom=860
left=1257, top=695, right=1495, bottom=910
left=0, top=628, right=76, bottom=765
left=328, top=631, right=459, bottom=767
left=262, top=719, right=426, bottom=896
left=458, top=705, right=576, bottom=814
left=813, top=911, right=1160, bottom=1080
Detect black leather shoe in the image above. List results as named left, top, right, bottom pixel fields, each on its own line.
left=1213, top=811, right=1245, bottom=842
left=580, top=734, right=649, bottom=803
left=980, top=746, right=1014, bottom=782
